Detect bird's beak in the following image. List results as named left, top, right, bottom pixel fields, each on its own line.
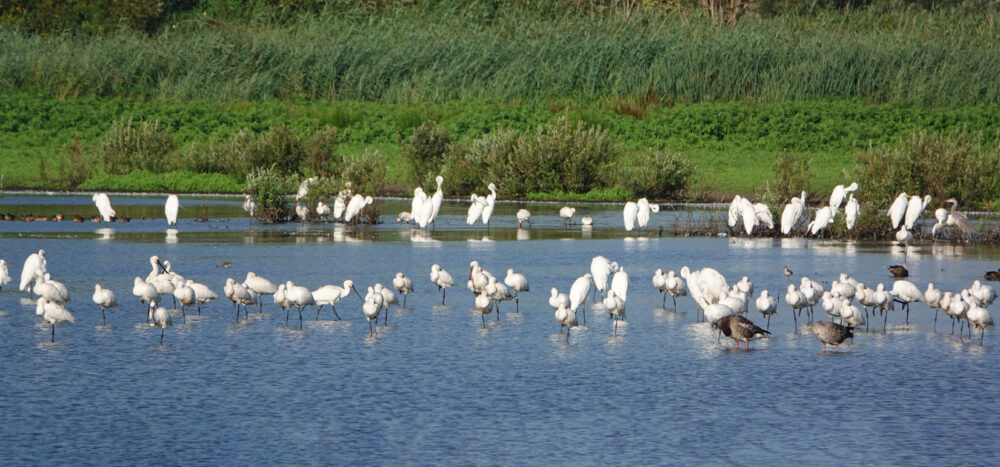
left=156, top=259, right=166, bottom=273
left=352, top=286, right=363, bottom=301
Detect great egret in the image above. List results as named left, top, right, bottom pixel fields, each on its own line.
left=610, top=267, right=629, bottom=317
left=393, top=272, right=414, bottom=306
left=569, top=273, right=592, bottom=325
left=481, top=183, right=497, bottom=227
left=903, top=194, right=932, bottom=230
left=636, top=198, right=659, bottom=231
left=343, top=195, right=373, bottom=224
left=0, top=259, right=9, bottom=291
left=92, top=284, right=117, bottom=326
left=829, top=182, right=858, bottom=210
left=20, top=249, right=46, bottom=292
left=36, top=297, right=74, bottom=342
left=623, top=201, right=638, bottom=232
left=242, top=195, right=256, bottom=218
left=590, top=256, right=614, bottom=298
left=717, top=314, right=770, bottom=350
left=754, top=203, right=774, bottom=230
left=516, top=209, right=531, bottom=228
left=887, top=192, right=908, bottom=229
left=780, top=192, right=806, bottom=235
left=844, top=194, right=859, bottom=230
left=296, top=176, right=317, bottom=203
left=92, top=193, right=116, bottom=222
left=943, top=198, right=975, bottom=236
left=429, top=175, right=444, bottom=227
left=466, top=194, right=487, bottom=226
left=430, top=264, right=456, bottom=305
left=807, top=206, right=835, bottom=236
left=411, top=187, right=429, bottom=227
left=165, top=194, right=180, bottom=226
left=810, top=321, right=853, bottom=352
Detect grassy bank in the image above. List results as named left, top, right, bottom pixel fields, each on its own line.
left=1, top=4, right=998, bottom=106
left=3, top=90, right=999, bottom=200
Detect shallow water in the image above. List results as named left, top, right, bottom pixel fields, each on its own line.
left=1, top=195, right=999, bottom=464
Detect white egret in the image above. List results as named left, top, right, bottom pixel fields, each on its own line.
left=829, top=182, right=858, bottom=210
left=807, top=206, right=836, bottom=236
left=296, top=176, right=317, bottom=202
left=165, top=194, right=180, bottom=226
left=343, top=195, right=373, bottom=224
left=19, top=249, right=46, bottom=292
left=36, top=297, right=74, bottom=342
left=636, top=198, right=659, bottom=231
left=590, top=256, right=615, bottom=299
left=623, top=201, right=638, bottom=232
left=611, top=267, right=629, bottom=317
left=481, top=183, right=497, bottom=227
left=429, top=175, right=445, bottom=227
left=569, top=273, right=592, bottom=325
left=466, top=194, right=486, bottom=226
left=411, top=187, right=429, bottom=227
left=943, top=198, right=975, bottom=237
left=844, top=194, right=859, bottom=230
left=92, top=193, right=116, bottom=222
left=780, top=191, right=806, bottom=235
left=754, top=203, right=774, bottom=230
left=242, top=195, right=256, bottom=218
left=904, top=194, right=932, bottom=230
left=92, top=284, right=117, bottom=326
left=728, top=196, right=744, bottom=228
left=887, top=192, right=908, bottom=229
left=0, top=259, right=8, bottom=291
left=740, top=199, right=757, bottom=235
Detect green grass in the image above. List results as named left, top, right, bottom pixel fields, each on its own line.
left=3, top=90, right=998, bottom=197
left=1, top=5, right=998, bottom=106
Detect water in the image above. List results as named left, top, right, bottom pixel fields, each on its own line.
left=1, top=195, right=999, bottom=465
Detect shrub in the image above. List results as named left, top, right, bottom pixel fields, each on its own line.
left=608, top=149, right=693, bottom=200
left=341, top=149, right=387, bottom=195
left=303, top=125, right=341, bottom=178
left=182, top=124, right=306, bottom=178
left=246, top=166, right=290, bottom=223
left=440, top=142, right=487, bottom=197
left=854, top=130, right=1000, bottom=209
left=401, top=121, right=451, bottom=187
left=97, top=118, right=177, bottom=174
left=760, top=152, right=814, bottom=205
left=58, top=133, right=94, bottom=188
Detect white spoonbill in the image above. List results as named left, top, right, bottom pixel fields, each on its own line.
left=173, top=280, right=196, bottom=324
left=603, top=290, right=626, bottom=335
left=165, top=194, right=180, bottom=226
left=549, top=288, right=570, bottom=312
left=92, top=193, right=116, bottom=222
left=36, top=297, right=74, bottom=342
left=296, top=176, right=317, bottom=202
left=652, top=269, right=668, bottom=306
left=890, top=280, right=923, bottom=326
left=504, top=269, right=530, bottom=313
left=92, top=284, right=117, bottom=326
left=316, top=201, right=331, bottom=219
left=151, top=305, right=172, bottom=344
left=664, top=270, right=687, bottom=310
left=132, top=277, right=160, bottom=322
left=285, top=281, right=315, bottom=329
left=785, top=284, right=806, bottom=333
left=186, top=280, right=217, bottom=314
left=896, top=226, right=913, bottom=260
left=242, top=194, right=256, bottom=217
left=755, top=290, right=778, bottom=330
left=312, top=280, right=360, bottom=320
left=225, top=278, right=255, bottom=323
left=559, top=206, right=576, bottom=226
left=363, top=295, right=381, bottom=336
left=516, top=209, right=531, bottom=229
left=393, top=272, right=414, bottom=307
left=943, top=198, right=975, bottom=237
left=430, top=264, right=456, bottom=305
left=244, top=272, right=278, bottom=314
left=967, top=304, right=993, bottom=345
left=0, top=259, right=9, bottom=291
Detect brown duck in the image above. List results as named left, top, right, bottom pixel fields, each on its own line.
left=888, top=265, right=909, bottom=277
left=985, top=269, right=1000, bottom=282
left=717, top=314, right=771, bottom=350
left=810, top=321, right=854, bottom=352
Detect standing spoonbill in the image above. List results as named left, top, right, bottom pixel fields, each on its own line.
left=92, top=284, right=117, bottom=326
left=151, top=305, right=172, bottom=344
left=393, top=272, right=414, bottom=307
left=559, top=206, right=576, bottom=226
left=504, top=269, right=529, bottom=313
left=516, top=209, right=531, bottom=229
left=755, top=290, right=778, bottom=330
left=36, top=297, right=74, bottom=342
left=430, top=264, right=456, bottom=305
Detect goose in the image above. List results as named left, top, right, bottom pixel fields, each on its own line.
left=717, top=314, right=770, bottom=350
left=810, top=321, right=853, bottom=352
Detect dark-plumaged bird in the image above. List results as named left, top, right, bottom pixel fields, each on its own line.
left=810, top=321, right=854, bottom=352
left=985, top=269, right=1000, bottom=282
left=888, top=265, right=909, bottom=277
left=717, top=314, right=771, bottom=350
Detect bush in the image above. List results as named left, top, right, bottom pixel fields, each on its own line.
left=854, top=129, right=1000, bottom=209
left=97, top=118, right=177, bottom=174
left=245, top=166, right=290, bottom=223
left=58, top=133, right=94, bottom=189
left=608, top=149, right=693, bottom=200
left=760, top=152, right=814, bottom=205
left=304, top=125, right=341, bottom=178
left=341, top=149, right=387, bottom=195
left=182, top=124, right=305, bottom=178
left=401, top=121, right=451, bottom=187
left=440, top=142, right=487, bottom=197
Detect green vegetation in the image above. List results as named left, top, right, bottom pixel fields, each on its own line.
left=245, top=166, right=289, bottom=223
left=1, top=1, right=999, bottom=206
